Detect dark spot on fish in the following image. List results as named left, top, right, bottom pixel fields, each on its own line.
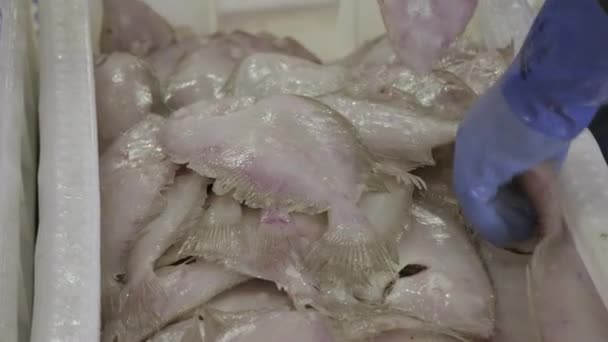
left=112, top=337, right=118, bottom=342
left=198, top=315, right=204, bottom=321
left=113, top=273, right=126, bottom=284
left=505, top=247, right=533, bottom=256
left=600, top=233, right=608, bottom=240
left=398, top=264, right=429, bottom=278
left=383, top=280, right=396, bottom=298
left=169, top=256, right=195, bottom=266
left=305, top=304, right=314, bottom=310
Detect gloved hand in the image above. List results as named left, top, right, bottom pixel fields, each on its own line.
left=453, top=80, right=571, bottom=247
left=454, top=0, right=608, bottom=247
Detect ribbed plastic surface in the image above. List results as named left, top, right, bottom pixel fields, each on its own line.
left=31, top=0, right=101, bottom=341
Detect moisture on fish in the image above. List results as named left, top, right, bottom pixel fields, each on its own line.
left=94, top=2, right=599, bottom=341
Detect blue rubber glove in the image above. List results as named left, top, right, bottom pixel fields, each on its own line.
left=453, top=81, right=571, bottom=246
left=454, top=0, right=608, bottom=246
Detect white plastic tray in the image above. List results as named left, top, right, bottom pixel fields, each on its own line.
left=0, top=0, right=37, bottom=341
left=31, top=1, right=100, bottom=342
left=31, top=1, right=608, bottom=341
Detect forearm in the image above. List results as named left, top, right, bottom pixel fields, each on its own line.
left=500, top=0, right=608, bottom=140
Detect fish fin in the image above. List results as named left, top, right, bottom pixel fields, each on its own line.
left=180, top=222, right=246, bottom=265
left=191, top=163, right=327, bottom=214
left=305, top=208, right=397, bottom=302
left=115, top=270, right=166, bottom=331
left=325, top=301, right=471, bottom=342
left=202, top=308, right=276, bottom=341
left=376, top=161, right=427, bottom=190
left=250, top=217, right=318, bottom=302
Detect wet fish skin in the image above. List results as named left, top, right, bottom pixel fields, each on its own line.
left=102, top=261, right=248, bottom=342
left=161, top=94, right=376, bottom=214
left=377, top=0, right=478, bottom=73
left=99, top=115, right=177, bottom=317
left=164, top=42, right=238, bottom=109
left=318, top=94, right=458, bottom=174
left=164, top=32, right=321, bottom=109
left=385, top=198, right=495, bottom=339
left=229, top=53, right=349, bottom=99
left=207, top=279, right=292, bottom=313
left=161, top=94, right=396, bottom=299
left=180, top=197, right=321, bottom=309
left=146, top=318, right=204, bottom=342
left=344, top=37, right=476, bottom=121
left=115, top=172, right=207, bottom=330
left=145, top=38, right=204, bottom=88
left=203, top=309, right=335, bottom=342
left=101, top=0, right=175, bottom=57
left=95, top=52, right=164, bottom=151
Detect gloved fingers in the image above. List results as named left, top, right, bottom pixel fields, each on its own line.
left=492, top=182, right=538, bottom=241
left=458, top=185, right=536, bottom=247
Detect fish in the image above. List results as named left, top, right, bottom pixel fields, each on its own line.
left=207, top=279, right=293, bottom=312
left=227, top=53, right=349, bottom=99
left=102, top=261, right=248, bottom=342
left=344, top=37, right=476, bottom=121
left=163, top=32, right=322, bottom=109
left=164, top=41, right=239, bottom=109
left=145, top=37, right=204, bottom=88
left=115, top=171, right=208, bottom=330
left=355, top=178, right=415, bottom=301
left=94, top=53, right=165, bottom=151
left=412, top=144, right=458, bottom=209
left=202, top=308, right=335, bottom=342
left=318, top=94, right=458, bottom=183
left=438, top=48, right=510, bottom=95
left=161, top=94, right=396, bottom=298
left=377, top=0, right=478, bottom=73
left=146, top=317, right=204, bottom=342
left=100, top=0, right=175, bottom=56
left=179, top=195, right=320, bottom=308
left=99, top=115, right=177, bottom=318
left=479, top=243, right=536, bottom=342
left=359, top=178, right=414, bottom=244
left=384, top=198, right=495, bottom=339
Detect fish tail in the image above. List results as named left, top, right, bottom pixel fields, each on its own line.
left=305, top=205, right=398, bottom=302
left=180, top=222, right=245, bottom=263
left=116, top=269, right=165, bottom=331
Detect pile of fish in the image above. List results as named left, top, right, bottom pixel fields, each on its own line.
left=96, top=1, right=608, bottom=342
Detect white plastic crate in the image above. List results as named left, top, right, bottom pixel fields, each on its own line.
left=31, top=1, right=608, bottom=341
left=0, top=0, right=38, bottom=341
